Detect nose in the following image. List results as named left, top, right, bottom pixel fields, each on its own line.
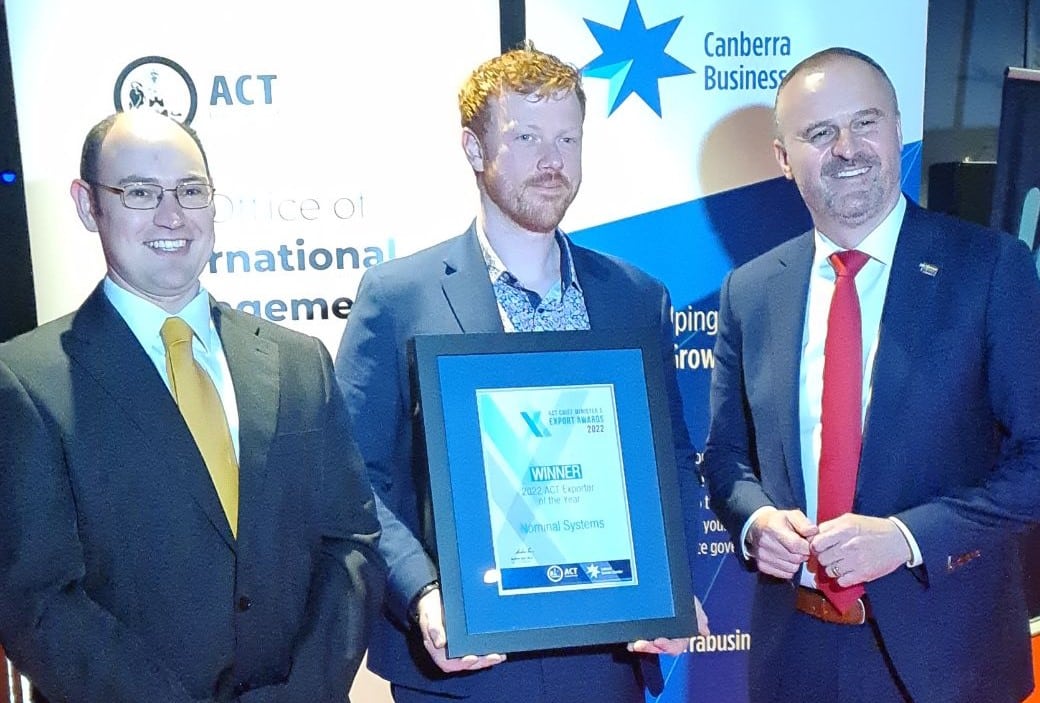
left=152, top=189, right=185, bottom=229
left=831, top=128, right=859, bottom=159
left=538, top=141, right=563, bottom=171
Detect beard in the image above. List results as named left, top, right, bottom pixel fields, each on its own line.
left=805, top=152, right=899, bottom=227
left=484, top=171, right=579, bottom=233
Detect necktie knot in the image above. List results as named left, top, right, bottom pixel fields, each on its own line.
left=161, top=316, right=195, bottom=349
left=829, top=249, right=869, bottom=278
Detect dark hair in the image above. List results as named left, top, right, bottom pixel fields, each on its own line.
left=79, top=111, right=212, bottom=184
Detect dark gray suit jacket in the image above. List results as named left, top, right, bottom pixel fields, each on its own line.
left=0, top=285, right=385, bottom=702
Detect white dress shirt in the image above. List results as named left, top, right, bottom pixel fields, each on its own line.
left=103, top=277, right=241, bottom=459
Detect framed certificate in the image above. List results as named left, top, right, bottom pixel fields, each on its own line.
left=411, top=329, right=694, bottom=657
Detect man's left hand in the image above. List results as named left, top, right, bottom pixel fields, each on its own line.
left=628, top=596, right=711, bottom=656
left=811, top=513, right=912, bottom=586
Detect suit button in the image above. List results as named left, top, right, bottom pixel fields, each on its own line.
left=237, top=595, right=252, bottom=612
left=234, top=681, right=251, bottom=695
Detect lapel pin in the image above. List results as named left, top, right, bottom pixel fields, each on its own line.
left=918, top=262, right=939, bottom=276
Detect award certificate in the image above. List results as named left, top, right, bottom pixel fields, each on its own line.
left=475, top=384, right=636, bottom=595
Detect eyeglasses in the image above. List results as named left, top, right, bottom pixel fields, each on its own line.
left=91, top=182, right=214, bottom=210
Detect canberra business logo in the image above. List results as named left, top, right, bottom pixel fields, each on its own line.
left=582, top=0, right=694, bottom=117
left=114, top=56, right=198, bottom=124
left=581, top=0, right=794, bottom=115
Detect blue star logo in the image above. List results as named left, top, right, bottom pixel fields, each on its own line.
left=582, top=0, right=695, bottom=117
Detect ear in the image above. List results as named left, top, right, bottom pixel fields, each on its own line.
left=773, top=138, right=793, bottom=180
left=70, top=179, right=100, bottom=232
left=462, top=128, right=485, bottom=172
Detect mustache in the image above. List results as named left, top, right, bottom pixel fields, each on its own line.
left=823, top=153, right=880, bottom=177
left=526, top=173, right=571, bottom=189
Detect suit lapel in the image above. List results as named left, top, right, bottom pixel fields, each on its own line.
left=570, top=244, right=616, bottom=330
left=440, top=224, right=506, bottom=333
left=769, top=234, right=815, bottom=509
left=66, top=286, right=236, bottom=549
left=214, top=303, right=280, bottom=547
left=857, top=204, right=943, bottom=505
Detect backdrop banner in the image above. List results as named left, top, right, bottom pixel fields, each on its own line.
left=526, top=1, right=927, bottom=701
left=4, top=1, right=927, bottom=701
left=4, top=0, right=500, bottom=355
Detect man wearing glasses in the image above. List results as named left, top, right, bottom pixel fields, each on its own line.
left=0, top=110, right=385, bottom=702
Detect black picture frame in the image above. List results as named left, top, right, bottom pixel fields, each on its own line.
left=411, top=329, right=694, bottom=657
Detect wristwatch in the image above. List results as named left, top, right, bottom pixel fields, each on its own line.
left=409, top=580, right=440, bottom=625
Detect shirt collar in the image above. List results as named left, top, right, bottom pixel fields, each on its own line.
left=813, top=194, right=906, bottom=272
left=475, top=222, right=582, bottom=292
left=103, top=277, right=215, bottom=351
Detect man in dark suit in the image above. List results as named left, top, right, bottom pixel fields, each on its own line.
left=0, top=110, right=384, bottom=702
left=702, top=47, right=1040, bottom=703
left=334, top=45, right=704, bottom=703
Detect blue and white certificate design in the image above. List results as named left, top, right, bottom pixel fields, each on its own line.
left=475, top=384, right=637, bottom=595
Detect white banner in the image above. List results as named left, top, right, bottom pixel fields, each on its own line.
left=5, top=0, right=501, bottom=354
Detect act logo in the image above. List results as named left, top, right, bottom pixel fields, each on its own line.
left=114, top=56, right=279, bottom=125
left=113, top=56, right=197, bottom=124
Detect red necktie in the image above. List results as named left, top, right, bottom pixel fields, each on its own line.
left=815, top=249, right=869, bottom=612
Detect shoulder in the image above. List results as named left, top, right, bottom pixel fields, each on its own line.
left=0, top=310, right=77, bottom=374
left=728, top=232, right=811, bottom=286
left=569, top=241, right=667, bottom=295
left=902, top=203, right=1031, bottom=272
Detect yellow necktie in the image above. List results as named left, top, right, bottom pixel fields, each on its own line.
left=160, top=317, right=239, bottom=538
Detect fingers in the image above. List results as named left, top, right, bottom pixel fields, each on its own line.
left=416, top=586, right=507, bottom=673
left=628, top=637, right=690, bottom=656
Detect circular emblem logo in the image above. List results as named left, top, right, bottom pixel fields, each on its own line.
left=546, top=565, right=564, bottom=583
left=113, top=56, right=197, bottom=124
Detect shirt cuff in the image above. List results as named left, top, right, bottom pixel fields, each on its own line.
left=740, top=506, right=778, bottom=560
left=888, top=516, right=923, bottom=568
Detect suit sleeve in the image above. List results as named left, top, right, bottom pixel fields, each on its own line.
left=240, top=339, right=385, bottom=703
left=0, top=359, right=202, bottom=703
left=334, top=269, right=439, bottom=626
left=895, top=235, right=1040, bottom=583
left=700, top=271, right=776, bottom=550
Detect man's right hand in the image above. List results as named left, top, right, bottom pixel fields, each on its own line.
left=416, top=587, right=507, bottom=673
left=748, top=508, right=817, bottom=579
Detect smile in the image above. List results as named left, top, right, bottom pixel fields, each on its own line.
left=835, top=166, right=870, bottom=178
left=145, top=239, right=188, bottom=252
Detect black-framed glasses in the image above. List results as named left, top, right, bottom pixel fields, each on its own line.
left=90, top=182, right=214, bottom=210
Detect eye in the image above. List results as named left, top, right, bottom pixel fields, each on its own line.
left=180, top=184, right=205, bottom=197
left=125, top=185, right=156, bottom=198
left=518, top=133, right=536, bottom=142
left=560, top=136, right=578, bottom=145
left=806, top=126, right=835, bottom=144
left=853, top=117, right=878, bottom=130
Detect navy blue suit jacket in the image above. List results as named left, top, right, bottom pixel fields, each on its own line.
left=335, top=225, right=699, bottom=698
left=0, top=286, right=384, bottom=702
left=702, top=202, right=1040, bottom=703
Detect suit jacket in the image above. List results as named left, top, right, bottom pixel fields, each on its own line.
left=702, top=202, right=1040, bottom=703
left=334, top=224, right=698, bottom=698
left=0, top=285, right=385, bottom=703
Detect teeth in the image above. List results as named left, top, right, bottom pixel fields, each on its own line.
left=146, top=239, right=187, bottom=252
left=836, top=167, right=869, bottom=178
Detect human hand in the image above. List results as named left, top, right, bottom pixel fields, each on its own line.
left=627, top=596, right=710, bottom=655
left=416, top=587, right=507, bottom=673
left=748, top=508, right=817, bottom=578
left=812, top=513, right=911, bottom=586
